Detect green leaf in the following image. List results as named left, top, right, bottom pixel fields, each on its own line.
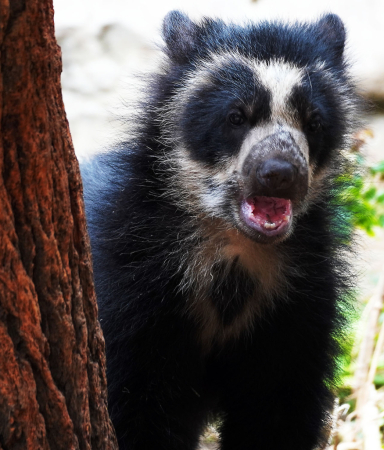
left=371, top=161, right=384, bottom=174
left=377, top=192, right=384, bottom=204
left=363, top=186, right=377, bottom=200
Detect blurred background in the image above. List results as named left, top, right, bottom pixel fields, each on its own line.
left=52, top=0, right=384, bottom=448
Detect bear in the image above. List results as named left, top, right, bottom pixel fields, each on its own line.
left=81, top=11, right=362, bottom=450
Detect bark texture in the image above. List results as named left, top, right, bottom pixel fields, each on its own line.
left=0, top=0, right=118, bottom=448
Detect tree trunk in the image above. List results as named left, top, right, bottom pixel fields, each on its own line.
left=0, top=1, right=118, bottom=449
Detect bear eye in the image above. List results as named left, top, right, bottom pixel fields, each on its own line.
left=306, top=116, right=323, bottom=133
left=228, top=111, right=245, bottom=126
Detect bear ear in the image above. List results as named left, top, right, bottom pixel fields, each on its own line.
left=314, top=13, right=346, bottom=61
left=162, top=10, right=198, bottom=63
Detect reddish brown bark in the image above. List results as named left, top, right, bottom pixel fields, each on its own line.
left=0, top=0, right=118, bottom=449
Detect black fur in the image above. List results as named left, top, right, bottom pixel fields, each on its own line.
left=82, top=12, right=361, bottom=450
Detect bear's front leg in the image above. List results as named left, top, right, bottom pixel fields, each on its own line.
left=111, top=382, right=208, bottom=450
left=218, top=380, right=332, bottom=450
left=215, top=302, right=336, bottom=450
left=105, top=314, right=212, bottom=450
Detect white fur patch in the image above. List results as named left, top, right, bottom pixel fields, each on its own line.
left=173, top=53, right=304, bottom=121
left=253, top=60, right=304, bottom=123
left=158, top=52, right=306, bottom=155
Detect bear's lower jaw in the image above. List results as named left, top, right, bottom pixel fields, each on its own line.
left=240, top=196, right=292, bottom=238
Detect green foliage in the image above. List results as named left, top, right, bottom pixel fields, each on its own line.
left=334, top=308, right=359, bottom=404
left=371, top=160, right=384, bottom=177
left=333, top=153, right=384, bottom=404
left=337, top=155, right=384, bottom=236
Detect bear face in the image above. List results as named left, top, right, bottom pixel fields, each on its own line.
left=155, top=12, right=360, bottom=245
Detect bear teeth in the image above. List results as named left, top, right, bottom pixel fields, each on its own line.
left=264, top=221, right=277, bottom=229
left=263, top=214, right=291, bottom=230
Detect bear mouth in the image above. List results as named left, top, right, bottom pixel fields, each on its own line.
left=240, top=196, right=292, bottom=237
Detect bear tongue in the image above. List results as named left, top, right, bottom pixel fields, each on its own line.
left=246, top=196, right=292, bottom=230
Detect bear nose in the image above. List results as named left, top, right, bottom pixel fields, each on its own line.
left=257, top=159, right=296, bottom=190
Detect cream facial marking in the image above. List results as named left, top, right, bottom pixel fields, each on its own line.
left=160, top=53, right=308, bottom=173
left=160, top=53, right=305, bottom=139
left=253, top=60, right=304, bottom=122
